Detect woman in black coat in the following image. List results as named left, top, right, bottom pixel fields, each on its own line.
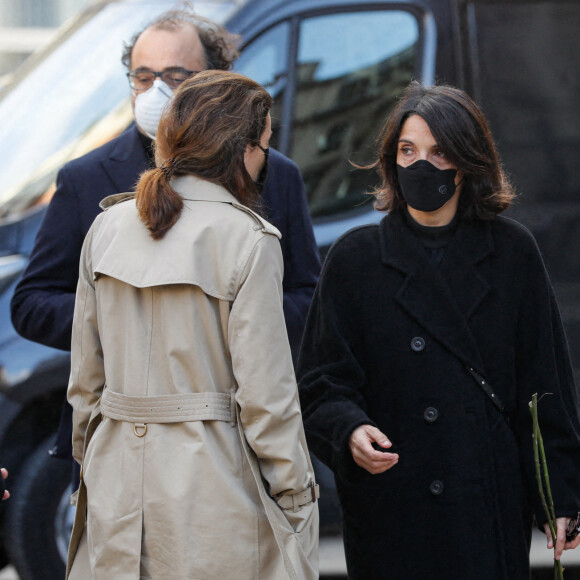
left=298, top=81, right=580, bottom=579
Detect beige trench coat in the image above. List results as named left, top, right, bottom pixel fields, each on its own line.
left=66, top=175, right=319, bottom=579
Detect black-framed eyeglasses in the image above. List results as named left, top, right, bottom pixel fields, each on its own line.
left=127, top=67, right=198, bottom=92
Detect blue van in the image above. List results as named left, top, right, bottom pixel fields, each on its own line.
left=0, top=0, right=579, bottom=577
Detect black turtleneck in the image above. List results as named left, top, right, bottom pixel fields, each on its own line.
left=137, top=130, right=156, bottom=168
left=404, top=207, right=459, bottom=267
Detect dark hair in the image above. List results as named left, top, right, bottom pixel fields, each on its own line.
left=121, top=5, right=240, bottom=71
left=135, top=70, right=272, bottom=239
left=368, top=81, right=514, bottom=219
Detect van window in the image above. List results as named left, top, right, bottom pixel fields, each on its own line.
left=233, top=22, right=289, bottom=150
left=292, top=10, right=419, bottom=218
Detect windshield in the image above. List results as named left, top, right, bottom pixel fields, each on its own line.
left=0, top=0, right=240, bottom=218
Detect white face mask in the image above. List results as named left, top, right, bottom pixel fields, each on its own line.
left=134, top=79, right=173, bottom=139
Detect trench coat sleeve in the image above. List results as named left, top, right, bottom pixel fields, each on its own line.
left=514, top=236, right=580, bottom=523
left=67, top=222, right=105, bottom=466
left=229, top=234, right=313, bottom=498
left=10, top=167, right=83, bottom=351
left=297, top=236, right=375, bottom=483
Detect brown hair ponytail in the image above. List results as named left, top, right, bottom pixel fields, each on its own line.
left=135, top=163, right=183, bottom=240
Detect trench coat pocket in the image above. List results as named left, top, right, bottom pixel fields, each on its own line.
left=276, top=483, right=320, bottom=534
left=235, top=406, right=319, bottom=580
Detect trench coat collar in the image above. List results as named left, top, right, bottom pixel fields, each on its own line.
left=98, top=175, right=237, bottom=209
left=171, top=175, right=281, bottom=237
left=99, top=174, right=280, bottom=238
left=171, top=174, right=240, bottom=204
left=379, top=209, right=494, bottom=372
left=98, top=174, right=246, bottom=209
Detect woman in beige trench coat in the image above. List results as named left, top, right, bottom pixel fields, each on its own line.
left=66, top=70, right=319, bottom=580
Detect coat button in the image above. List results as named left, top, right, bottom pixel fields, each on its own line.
left=430, top=480, right=444, bottom=495
left=411, top=337, right=425, bottom=352
left=424, top=407, right=439, bottom=422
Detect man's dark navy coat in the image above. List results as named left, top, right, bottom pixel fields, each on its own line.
left=298, top=210, right=580, bottom=579
left=11, top=124, right=320, bottom=457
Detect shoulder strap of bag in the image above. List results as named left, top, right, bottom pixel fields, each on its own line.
left=466, top=366, right=505, bottom=412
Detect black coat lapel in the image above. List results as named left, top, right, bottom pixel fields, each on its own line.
left=439, top=219, right=493, bottom=321
left=380, top=211, right=493, bottom=372
left=100, top=124, right=150, bottom=193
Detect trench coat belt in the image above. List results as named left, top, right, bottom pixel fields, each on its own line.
left=100, top=388, right=236, bottom=425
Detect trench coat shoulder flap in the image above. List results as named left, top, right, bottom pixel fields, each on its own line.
left=379, top=211, right=494, bottom=372
left=91, top=176, right=281, bottom=299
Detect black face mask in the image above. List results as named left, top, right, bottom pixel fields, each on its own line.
left=396, top=159, right=457, bottom=212
left=254, top=145, right=269, bottom=193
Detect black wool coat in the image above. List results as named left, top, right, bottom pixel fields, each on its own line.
left=298, top=210, right=580, bottom=580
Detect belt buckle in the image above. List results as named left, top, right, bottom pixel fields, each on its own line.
left=134, top=423, right=147, bottom=437
left=310, top=481, right=317, bottom=504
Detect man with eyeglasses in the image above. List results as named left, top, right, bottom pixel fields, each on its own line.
left=11, top=9, right=320, bottom=491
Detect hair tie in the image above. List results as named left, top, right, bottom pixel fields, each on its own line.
left=160, top=164, right=173, bottom=179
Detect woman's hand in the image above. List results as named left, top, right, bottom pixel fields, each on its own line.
left=1, top=468, right=9, bottom=500
left=349, top=425, right=399, bottom=474
left=544, top=517, right=580, bottom=560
